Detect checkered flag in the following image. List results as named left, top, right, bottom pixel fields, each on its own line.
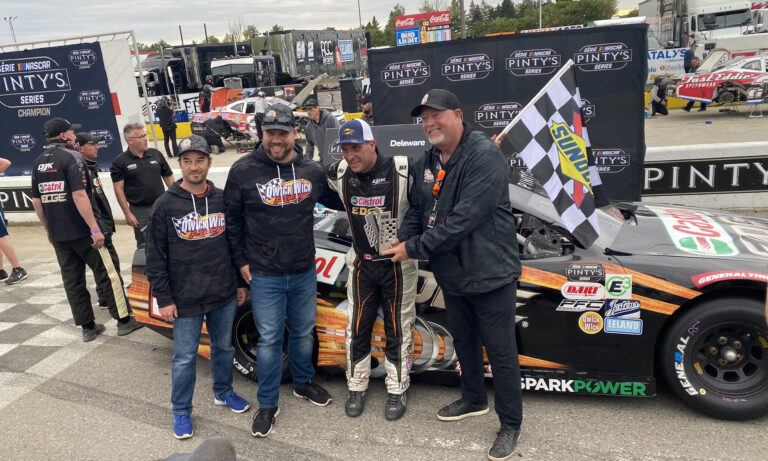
left=501, top=59, right=601, bottom=247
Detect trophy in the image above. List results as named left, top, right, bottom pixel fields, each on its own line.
left=364, top=207, right=398, bottom=259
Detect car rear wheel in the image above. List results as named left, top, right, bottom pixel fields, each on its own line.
left=232, top=304, right=291, bottom=383
left=660, top=296, right=768, bottom=420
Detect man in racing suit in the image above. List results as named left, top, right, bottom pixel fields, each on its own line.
left=326, top=119, right=418, bottom=421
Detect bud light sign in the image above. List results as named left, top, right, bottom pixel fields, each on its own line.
left=397, top=29, right=420, bottom=47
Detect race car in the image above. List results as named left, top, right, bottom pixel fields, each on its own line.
left=670, top=56, right=768, bottom=106
left=127, top=168, right=768, bottom=421
left=189, top=96, right=306, bottom=140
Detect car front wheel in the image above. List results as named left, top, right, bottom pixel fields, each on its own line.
left=232, top=304, right=291, bottom=383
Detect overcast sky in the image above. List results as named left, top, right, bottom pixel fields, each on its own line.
left=2, top=0, right=640, bottom=46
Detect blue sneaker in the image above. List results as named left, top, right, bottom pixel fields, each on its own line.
left=173, top=415, right=193, bottom=439
left=214, top=392, right=251, bottom=413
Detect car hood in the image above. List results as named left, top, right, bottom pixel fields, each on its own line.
left=605, top=202, right=768, bottom=261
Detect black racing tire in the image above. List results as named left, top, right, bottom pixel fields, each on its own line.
left=232, top=304, right=291, bottom=384
left=660, top=296, right=768, bottom=420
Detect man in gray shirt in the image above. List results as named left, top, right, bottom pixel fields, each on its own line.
left=302, top=98, right=339, bottom=162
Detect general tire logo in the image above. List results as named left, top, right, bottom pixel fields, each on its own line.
left=91, top=129, right=114, bottom=146
left=594, top=149, right=630, bottom=174
left=581, top=98, right=596, bottom=124
left=10, top=134, right=36, bottom=151
left=566, top=263, right=604, bottom=282
left=78, top=90, right=105, bottom=109
left=68, top=49, right=98, bottom=69
left=442, top=54, right=494, bottom=82
left=506, top=49, right=561, bottom=76
left=574, top=42, right=632, bottom=72
left=0, top=56, right=71, bottom=109
left=381, top=60, right=431, bottom=88
left=475, top=102, right=522, bottom=128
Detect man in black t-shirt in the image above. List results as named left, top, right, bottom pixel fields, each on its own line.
left=110, top=122, right=175, bottom=248
left=32, top=118, right=143, bottom=342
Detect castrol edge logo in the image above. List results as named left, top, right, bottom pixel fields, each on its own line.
left=645, top=206, right=739, bottom=256
left=381, top=60, right=431, bottom=88
left=574, top=42, right=632, bottom=72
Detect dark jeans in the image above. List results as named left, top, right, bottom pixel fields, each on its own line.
left=443, top=282, right=523, bottom=427
left=129, top=204, right=152, bottom=248
left=162, top=127, right=178, bottom=157
left=651, top=101, right=668, bottom=116
left=685, top=100, right=707, bottom=110
left=52, top=236, right=130, bottom=326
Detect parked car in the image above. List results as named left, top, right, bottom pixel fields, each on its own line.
left=670, top=56, right=768, bottom=105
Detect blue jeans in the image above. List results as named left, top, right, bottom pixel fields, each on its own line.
left=250, top=267, right=317, bottom=408
left=171, top=298, right=237, bottom=416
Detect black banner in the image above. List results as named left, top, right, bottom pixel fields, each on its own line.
left=322, top=124, right=427, bottom=165
left=643, top=157, right=768, bottom=196
left=0, top=42, right=121, bottom=176
left=368, top=25, right=648, bottom=201
left=0, top=187, right=34, bottom=212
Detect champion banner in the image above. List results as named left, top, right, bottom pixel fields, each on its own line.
left=0, top=42, right=121, bottom=176
left=368, top=24, right=648, bottom=201
left=504, top=60, right=600, bottom=247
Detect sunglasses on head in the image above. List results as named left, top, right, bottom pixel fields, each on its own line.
left=264, top=115, right=294, bottom=124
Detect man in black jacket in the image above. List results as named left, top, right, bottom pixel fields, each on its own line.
left=203, top=115, right=231, bottom=154
left=224, top=104, right=343, bottom=438
left=146, top=135, right=251, bottom=440
left=326, top=119, right=417, bottom=421
left=156, top=97, right=178, bottom=158
left=303, top=98, right=339, bottom=161
left=383, top=89, right=523, bottom=461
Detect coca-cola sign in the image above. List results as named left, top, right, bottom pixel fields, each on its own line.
left=395, top=11, right=451, bottom=29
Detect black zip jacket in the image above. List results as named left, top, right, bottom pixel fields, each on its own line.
left=224, top=142, right=343, bottom=275
left=400, top=123, right=521, bottom=295
left=85, top=160, right=115, bottom=234
left=145, top=180, right=239, bottom=316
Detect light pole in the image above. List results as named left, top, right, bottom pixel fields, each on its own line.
left=357, top=0, right=362, bottom=29
left=539, top=0, right=542, bottom=29
left=4, top=16, right=18, bottom=43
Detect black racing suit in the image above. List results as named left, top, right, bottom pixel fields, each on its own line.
left=327, top=154, right=417, bottom=395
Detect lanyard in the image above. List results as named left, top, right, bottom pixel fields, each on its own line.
left=427, top=167, right=446, bottom=229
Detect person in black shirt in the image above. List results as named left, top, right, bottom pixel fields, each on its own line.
left=76, top=132, right=122, bottom=309
left=358, top=92, right=374, bottom=126
left=326, top=119, right=417, bottom=421
left=32, top=118, right=143, bottom=342
left=110, top=122, right=175, bottom=248
left=203, top=115, right=232, bottom=154
left=156, top=97, right=179, bottom=158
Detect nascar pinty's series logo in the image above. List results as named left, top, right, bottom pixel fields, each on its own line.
left=506, top=49, right=561, bottom=76
left=594, top=149, right=630, bottom=174
left=68, top=48, right=98, bottom=68
left=475, top=102, right=523, bottom=128
left=574, top=42, right=632, bottom=72
left=442, top=54, right=494, bottom=82
left=645, top=206, right=739, bottom=256
left=10, top=134, right=36, bottom=151
left=78, top=90, right=105, bottom=109
left=172, top=212, right=226, bottom=240
left=381, top=60, right=431, bottom=88
left=257, top=178, right=312, bottom=206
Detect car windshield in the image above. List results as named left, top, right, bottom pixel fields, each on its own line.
left=507, top=166, right=625, bottom=249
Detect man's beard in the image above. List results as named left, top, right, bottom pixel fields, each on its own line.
left=266, top=141, right=294, bottom=162
left=427, top=132, right=444, bottom=146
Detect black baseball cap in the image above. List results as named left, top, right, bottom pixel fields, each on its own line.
left=75, top=132, right=102, bottom=146
left=44, top=117, right=81, bottom=138
left=357, top=92, right=372, bottom=103
left=178, top=135, right=211, bottom=156
left=262, top=104, right=296, bottom=132
left=410, top=89, right=461, bottom=117
left=303, top=97, right=319, bottom=108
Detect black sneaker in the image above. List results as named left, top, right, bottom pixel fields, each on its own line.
left=345, top=391, right=366, bottom=417
left=117, top=316, right=144, bottom=336
left=682, top=106, right=691, bottom=112
left=0, top=269, right=8, bottom=281
left=698, top=107, right=707, bottom=112
left=4, top=267, right=27, bottom=285
left=436, top=398, right=490, bottom=421
left=487, top=424, right=521, bottom=461
left=293, top=381, right=332, bottom=406
left=385, top=392, right=407, bottom=421
left=251, top=407, right=279, bottom=437
left=82, top=324, right=106, bottom=342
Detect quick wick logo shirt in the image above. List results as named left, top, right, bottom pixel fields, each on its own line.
left=172, top=212, right=226, bottom=240
left=256, top=177, right=312, bottom=206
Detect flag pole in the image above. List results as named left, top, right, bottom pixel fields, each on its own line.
left=499, top=59, right=576, bottom=139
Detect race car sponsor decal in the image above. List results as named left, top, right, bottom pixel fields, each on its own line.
left=350, top=196, right=385, bottom=207
left=556, top=299, right=603, bottom=312
left=423, top=168, right=434, bottom=183
left=578, top=311, right=603, bottom=334
left=645, top=206, right=739, bottom=256
left=566, top=263, right=604, bottom=282
left=605, top=274, right=632, bottom=299
left=604, top=318, right=643, bottom=335
left=604, top=299, right=640, bottom=318
left=691, top=271, right=768, bottom=288
left=171, top=211, right=226, bottom=240
left=520, top=377, right=647, bottom=396
left=315, top=248, right=345, bottom=285
left=674, top=336, right=704, bottom=396
left=38, top=181, right=65, bottom=194
left=256, top=178, right=312, bottom=206
left=561, top=281, right=605, bottom=300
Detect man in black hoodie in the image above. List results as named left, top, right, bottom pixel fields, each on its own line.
left=224, top=104, right=342, bottom=438
left=156, top=97, right=179, bottom=158
left=145, top=135, right=251, bottom=440
left=303, top=98, right=339, bottom=161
